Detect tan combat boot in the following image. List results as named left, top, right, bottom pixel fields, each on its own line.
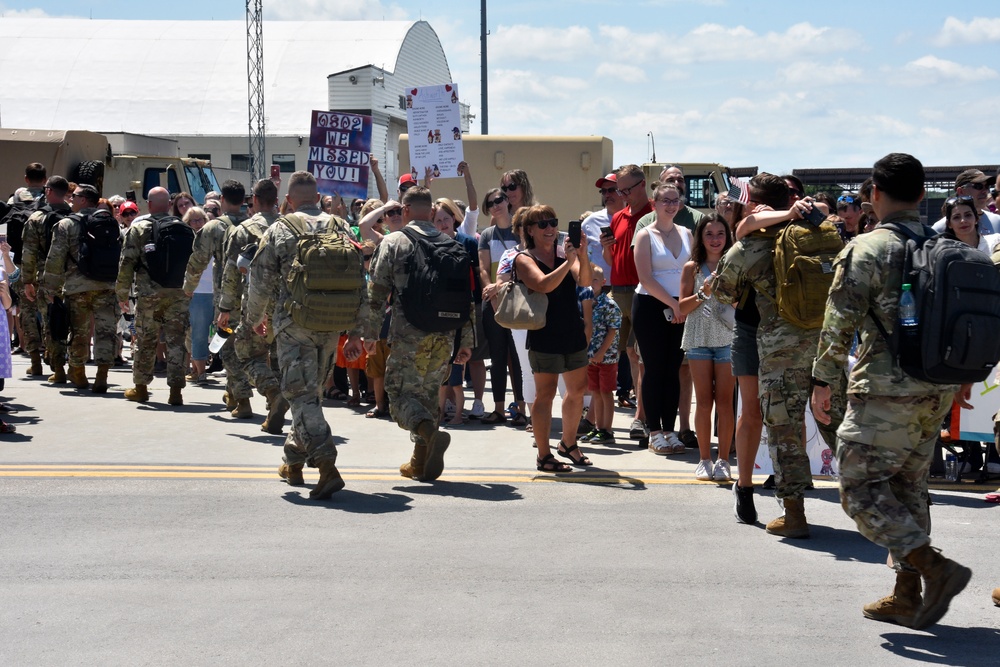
left=765, top=497, right=810, bottom=538
left=231, top=398, right=253, bottom=419
left=47, top=365, right=67, bottom=384
left=124, top=384, right=149, bottom=403
left=992, top=587, right=1000, bottom=607
left=221, top=392, right=237, bottom=411
left=261, top=388, right=289, bottom=434
left=26, top=351, right=43, bottom=376
left=67, top=365, right=89, bottom=389
left=905, top=544, right=972, bottom=630
left=862, top=571, right=922, bottom=626
left=278, top=462, right=304, bottom=486
left=310, top=458, right=345, bottom=499
left=168, top=386, right=183, bottom=406
left=92, top=365, right=110, bottom=394
left=400, top=443, right=428, bottom=480
left=413, top=419, right=450, bottom=481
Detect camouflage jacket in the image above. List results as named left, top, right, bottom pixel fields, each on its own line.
left=711, top=225, right=817, bottom=361
left=813, top=209, right=955, bottom=396
left=219, top=212, right=277, bottom=314
left=116, top=214, right=188, bottom=302
left=42, top=208, right=116, bottom=295
left=245, top=206, right=362, bottom=336
left=21, top=202, right=71, bottom=286
left=362, top=220, right=475, bottom=349
left=182, top=213, right=246, bottom=296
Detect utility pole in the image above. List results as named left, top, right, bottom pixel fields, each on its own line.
left=246, top=0, right=265, bottom=181
left=480, top=0, right=488, bottom=134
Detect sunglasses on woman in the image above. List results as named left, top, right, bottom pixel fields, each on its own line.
left=500, top=183, right=519, bottom=193
left=487, top=194, right=508, bottom=208
left=530, top=218, right=558, bottom=229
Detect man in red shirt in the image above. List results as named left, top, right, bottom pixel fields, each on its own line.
left=601, top=164, right=652, bottom=439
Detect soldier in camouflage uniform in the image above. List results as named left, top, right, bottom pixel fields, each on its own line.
left=42, top=184, right=117, bottom=393
left=21, top=176, right=71, bottom=381
left=811, top=153, right=972, bottom=630
left=182, top=180, right=252, bottom=417
left=116, top=187, right=191, bottom=406
left=245, top=171, right=362, bottom=500
left=218, top=179, right=287, bottom=434
left=712, top=173, right=845, bottom=538
left=6, top=164, right=47, bottom=375
left=361, top=186, right=474, bottom=482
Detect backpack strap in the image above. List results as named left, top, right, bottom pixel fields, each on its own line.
left=279, top=212, right=307, bottom=238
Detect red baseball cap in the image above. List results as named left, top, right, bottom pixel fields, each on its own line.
left=595, top=173, right=617, bottom=188
left=119, top=201, right=139, bottom=215
left=398, top=174, right=417, bottom=187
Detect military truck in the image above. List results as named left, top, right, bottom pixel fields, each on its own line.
left=0, top=128, right=223, bottom=212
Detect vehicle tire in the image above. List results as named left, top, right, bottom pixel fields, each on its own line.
left=73, top=160, right=105, bottom=194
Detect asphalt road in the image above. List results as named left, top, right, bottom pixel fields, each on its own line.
left=1, top=355, right=998, bottom=665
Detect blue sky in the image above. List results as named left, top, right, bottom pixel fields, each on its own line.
left=3, top=1, right=999, bottom=174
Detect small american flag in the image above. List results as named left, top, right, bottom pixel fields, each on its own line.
left=727, top=177, right=750, bottom=205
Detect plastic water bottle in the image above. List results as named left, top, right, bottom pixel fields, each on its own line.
left=945, top=454, right=958, bottom=482
left=899, top=283, right=918, bottom=332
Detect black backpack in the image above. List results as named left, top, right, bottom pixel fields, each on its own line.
left=74, top=209, right=122, bottom=282
left=871, top=223, right=1000, bottom=384
left=399, top=226, right=472, bottom=333
left=2, top=198, right=42, bottom=263
left=143, top=215, right=194, bottom=288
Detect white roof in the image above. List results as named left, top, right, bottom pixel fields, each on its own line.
left=0, top=18, right=437, bottom=135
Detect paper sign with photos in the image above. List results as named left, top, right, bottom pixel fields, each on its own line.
left=405, top=83, right=464, bottom=180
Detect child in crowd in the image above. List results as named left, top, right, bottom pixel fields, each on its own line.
left=581, top=265, right=620, bottom=444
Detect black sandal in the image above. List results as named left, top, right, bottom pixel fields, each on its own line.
left=0, top=420, right=16, bottom=434
left=481, top=411, right=507, bottom=425
left=536, top=453, right=572, bottom=473
left=556, top=440, right=593, bottom=466
left=511, top=412, right=528, bottom=427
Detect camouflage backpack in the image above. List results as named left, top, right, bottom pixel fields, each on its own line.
left=772, top=217, right=844, bottom=329
left=282, top=213, right=366, bottom=332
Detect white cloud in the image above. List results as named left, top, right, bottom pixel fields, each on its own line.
left=490, top=24, right=594, bottom=63
left=264, top=0, right=407, bottom=21
left=0, top=6, right=63, bottom=17
left=898, top=55, right=998, bottom=85
left=934, top=16, right=1000, bottom=46
left=777, top=59, right=863, bottom=86
left=596, top=63, right=646, bottom=83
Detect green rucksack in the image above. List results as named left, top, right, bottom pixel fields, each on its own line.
left=282, top=213, right=366, bottom=332
left=773, top=217, right=844, bottom=329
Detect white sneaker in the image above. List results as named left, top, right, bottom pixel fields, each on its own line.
left=665, top=431, right=686, bottom=454
left=695, top=459, right=714, bottom=481
left=648, top=432, right=671, bottom=455
left=713, top=459, right=732, bottom=481
left=469, top=399, right=486, bottom=419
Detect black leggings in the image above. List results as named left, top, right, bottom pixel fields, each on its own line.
left=632, top=293, right=685, bottom=432
left=482, top=302, right=524, bottom=405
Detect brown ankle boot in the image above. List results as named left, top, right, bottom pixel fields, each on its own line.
left=261, top=389, right=288, bottom=434
left=222, top=392, right=237, bottom=411
left=278, top=462, right=304, bottom=486
left=992, top=587, right=1000, bottom=607
left=47, top=365, right=66, bottom=384
left=765, top=497, right=810, bottom=538
left=231, top=398, right=253, bottom=419
left=124, top=384, right=149, bottom=403
left=26, top=351, right=43, bottom=376
left=310, top=458, right=345, bottom=499
left=92, top=365, right=110, bottom=394
left=417, top=420, right=450, bottom=481
left=67, top=365, right=89, bottom=389
left=168, top=386, right=183, bottom=406
left=862, top=571, right=922, bottom=626
left=905, top=544, right=972, bottom=629
left=400, top=443, right=428, bottom=480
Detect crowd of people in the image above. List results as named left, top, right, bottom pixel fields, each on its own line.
left=2, top=153, right=999, bottom=627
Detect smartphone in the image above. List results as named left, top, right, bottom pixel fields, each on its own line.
left=125, top=190, right=137, bottom=202
left=600, top=225, right=612, bottom=238
left=270, top=164, right=280, bottom=180
left=568, top=219, right=582, bottom=248
left=805, top=206, right=826, bottom=226
left=663, top=308, right=674, bottom=323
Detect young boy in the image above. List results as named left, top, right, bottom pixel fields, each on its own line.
left=582, top=265, right=621, bottom=444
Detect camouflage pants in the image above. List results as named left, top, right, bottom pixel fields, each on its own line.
left=219, top=333, right=253, bottom=401
left=234, top=322, right=279, bottom=397
left=276, top=324, right=339, bottom=466
left=66, top=289, right=117, bottom=367
left=385, top=330, right=454, bottom=436
left=14, top=279, right=42, bottom=354
left=838, top=392, right=952, bottom=566
left=133, top=293, right=191, bottom=387
left=759, top=337, right=844, bottom=500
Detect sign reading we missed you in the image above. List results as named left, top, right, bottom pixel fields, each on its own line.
left=307, top=110, right=373, bottom=200
left=404, top=83, right=464, bottom=180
